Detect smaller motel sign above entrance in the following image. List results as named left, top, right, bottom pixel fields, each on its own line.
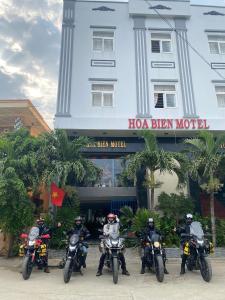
left=128, top=118, right=210, bottom=130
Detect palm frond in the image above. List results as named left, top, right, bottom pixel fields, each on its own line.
left=215, top=134, right=225, bottom=153
left=184, top=138, right=205, bottom=153
left=200, top=131, right=216, bottom=155
left=140, top=130, right=158, bottom=152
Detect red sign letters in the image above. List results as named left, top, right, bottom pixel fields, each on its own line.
left=128, top=118, right=210, bottom=130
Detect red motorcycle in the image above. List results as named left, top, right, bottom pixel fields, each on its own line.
left=20, top=226, right=50, bottom=280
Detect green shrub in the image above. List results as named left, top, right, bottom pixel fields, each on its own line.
left=216, top=219, right=225, bottom=247
left=120, top=197, right=225, bottom=247
left=157, top=192, right=194, bottom=223
left=159, top=216, right=179, bottom=247
left=131, top=208, right=160, bottom=234
left=120, top=206, right=134, bottom=232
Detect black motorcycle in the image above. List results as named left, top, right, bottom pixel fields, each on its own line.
left=102, top=232, right=125, bottom=284
left=182, top=221, right=213, bottom=282
left=142, top=232, right=164, bottom=282
left=63, top=233, right=86, bottom=283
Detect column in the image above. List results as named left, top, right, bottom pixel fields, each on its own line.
left=175, top=18, right=197, bottom=117
left=56, top=0, right=75, bottom=116
left=133, top=17, right=151, bottom=118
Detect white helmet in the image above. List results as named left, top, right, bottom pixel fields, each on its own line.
left=186, top=213, right=193, bottom=219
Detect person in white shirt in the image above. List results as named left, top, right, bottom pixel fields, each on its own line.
left=96, top=213, right=130, bottom=276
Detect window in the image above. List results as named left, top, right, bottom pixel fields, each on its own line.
left=89, top=158, right=133, bottom=187
left=151, top=33, right=172, bottom=53
left=154, top=85, right=176, bottom=108
left=93, top=31, right=114, bottom=52
left=215, top=86, right=225, bottom=107
left=91, top=84, right=114, bottom=107
left=208, top=35, right=225, bottom=55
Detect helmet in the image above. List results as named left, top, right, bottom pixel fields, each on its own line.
left=147, top=218, right=154, bottom=229
left=36, top=218, right=44, bottom=226
left=186, top=213, right=193, bottom=225
left=107, top=213, right=116, bottom=224
left=74, top=216, right=82, bottom=229
left=74, top=216, right=82, bottom=223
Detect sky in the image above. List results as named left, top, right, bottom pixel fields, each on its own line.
left=0, top=0, right=225, bottom=128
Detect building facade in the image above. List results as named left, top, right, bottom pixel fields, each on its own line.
left=55, top=0, right=225, bottom=216
left=0, top=99, right=50, bottom=136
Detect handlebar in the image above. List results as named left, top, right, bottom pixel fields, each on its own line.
left=181, top=233, right=191, bottom=237
left=20, top=233, right=28, bottom=239
left=181, top=233, right=209, bottom=238
left=40, top=234, right=50, bottom=239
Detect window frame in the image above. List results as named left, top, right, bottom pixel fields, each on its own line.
left=151, top=33, right=172, bottom=54
left=92, top=30, right=115, bottom=53
left=153, top=84, right=177, bottom=109
left=208, top=35, right=225, bottom=55
left=91, top=83, right=114, bottom=108
left=215, top=85, right=225, bottom=108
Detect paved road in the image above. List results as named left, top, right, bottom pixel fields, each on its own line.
left=0, top=249, right=225, bottom=300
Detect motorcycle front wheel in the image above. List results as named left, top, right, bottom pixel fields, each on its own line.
left=63, top=259, right=73, bottom=283
left=112, top=256, right=119, bottom=284
left=200, top=257, right=212, bottom=282
left=22, top=255, right=33, bottom=280
left=186, top=257, right=194, bottom=271
left=155, top=255, right=164, bottom=282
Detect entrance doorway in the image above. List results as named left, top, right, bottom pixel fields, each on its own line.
left=80, top=197, right=137, bottom=239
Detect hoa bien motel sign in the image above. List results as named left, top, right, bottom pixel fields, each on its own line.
left=128, top=118, right=210, bottom=130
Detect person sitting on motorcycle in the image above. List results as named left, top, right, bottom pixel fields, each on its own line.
left=67, top=216, right=90, bottom=269
left=36, top=217, right=61, bottom=273
left=175, top=213, right=193, bottom=275
left=96, top=213, right=130, bottom=276
left=139, top=218, right=169, bottom=275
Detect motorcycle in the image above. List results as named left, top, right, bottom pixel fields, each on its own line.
left=142, top=232, right=164, bottom=282
left=63, top=233, right=86, bottom=283
left=20, top=226, right=50, bottom=280
left=101, top=232, right=125, bottom=284
left=182, top=221, right=213, bottom=282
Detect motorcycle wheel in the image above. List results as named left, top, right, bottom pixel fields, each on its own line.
left=58, top=259, right=66, bottom=269
left=186, top=258, right=194, bottom=271
left=155, top=255, right=164, bottom=283
left=22, top=256, right=33, bottom=280
left=112, top=257, right=119, bottom=284
left=63, top=259, right=73, bottom=283
left=200, top=257, right=212, bottom=282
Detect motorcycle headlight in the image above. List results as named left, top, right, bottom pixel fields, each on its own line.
left=69, top=246, right=76, bottom=251
left=111, top=240, right=118, bottom=246
left=197, top=240, right=204, bottom=245
left=154, top=241, right=160, bottom=248
left=28, top=240, right=35, bottom=246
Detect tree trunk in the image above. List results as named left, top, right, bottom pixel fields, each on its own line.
left=151, top=188, right=155, bottom=211
left=210, top=191, right=216, bottom=246
left=7, top=234, right=15, bottom=258
left=136, top=185, right=140, bottom=209
left=150, top=170, right=155, bottom=210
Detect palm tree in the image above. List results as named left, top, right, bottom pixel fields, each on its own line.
left=39, top=129, right=101, bottom=188
left=127, top=131, right=188, bottom=210
left=185, top=131, right=225, bottom=246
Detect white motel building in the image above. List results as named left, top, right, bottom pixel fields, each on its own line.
left=54, top=0, right=225, bottom=217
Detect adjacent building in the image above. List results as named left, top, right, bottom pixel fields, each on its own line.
left=0, top=99, right=50, bottom=136
left=55, top=0, right=225, bottom=216
left=0, top=99, right=51, bottom=212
